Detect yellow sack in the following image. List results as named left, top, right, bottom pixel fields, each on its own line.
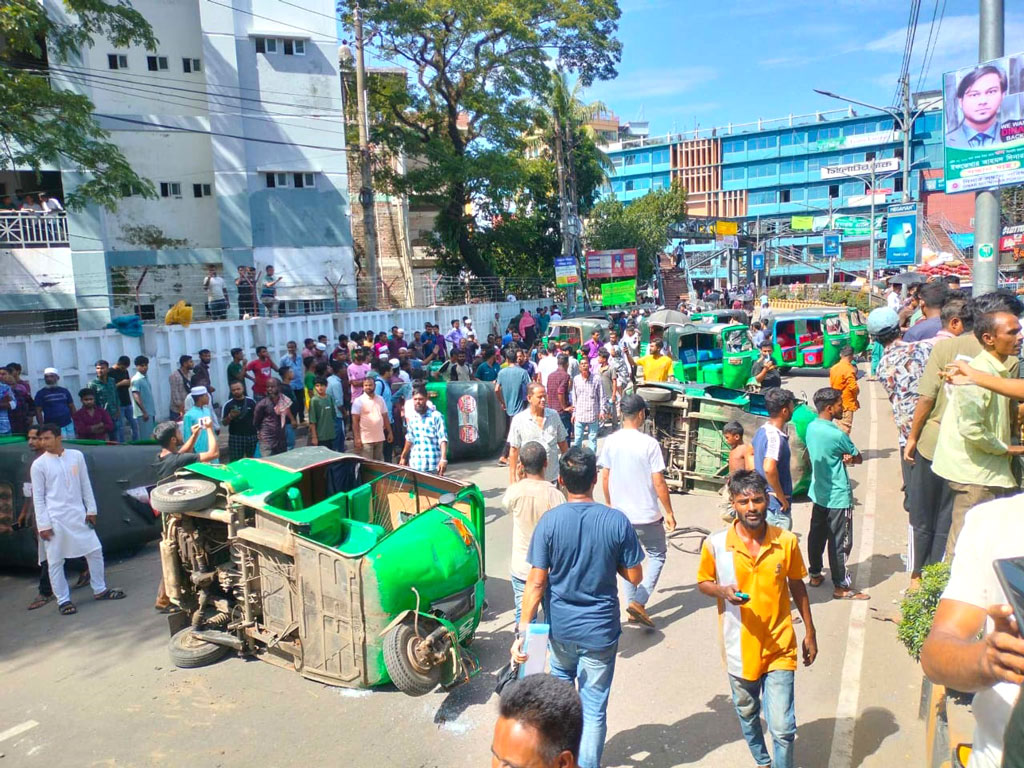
left=164, top=300, right=194, bottom=327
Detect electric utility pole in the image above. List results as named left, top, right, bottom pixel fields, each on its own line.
left=973, top=0, right=1003, bottom=294
left=354, top=3, right=379, bottom=308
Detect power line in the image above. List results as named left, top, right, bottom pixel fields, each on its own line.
left=94, top=114, right=347, bottom=151
left=203, top=0, right=332, bottom=39
left=916, top=0, right=947, bottom=92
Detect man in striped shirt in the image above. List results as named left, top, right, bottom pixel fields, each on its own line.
left=571, top=357, right=605, bottom=453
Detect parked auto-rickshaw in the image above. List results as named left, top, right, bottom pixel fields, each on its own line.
left=846, top=307, right=869, bottom=353
left=769, top=309, right=850, bottom=371
left=691, top=309, right=750, bottom=326
left=670, top=323, right=756, bottom=389
left=543, top=317, right=609, bottom=350
left=639, top=309, right=691, bottom=355
left=153, top=446, right=486, bottom=697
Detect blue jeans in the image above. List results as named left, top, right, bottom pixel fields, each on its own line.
left=573, top=420, right=599, bottom=453
left=120, top=404, right=138, bottom=441
left=110, top=410, right=124, bottom=442
left=333, top=416, right=346, bottom=452
left=285, top=423, right=295, bottom=450
left=510, top=573, right=546, bottom=627
left=727, top=670, right=796, bottom=768
left=623, top=521, right=667, bottom=606
left=548, top=638, right=618, bottom=768
left=767, top=495, right=792, bottom=531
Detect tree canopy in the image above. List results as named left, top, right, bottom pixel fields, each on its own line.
left=585, top=180, right=688, bottom=282
left=0, top=0, right=157, bottom=208
left=342, top=0, right=621, bottom=277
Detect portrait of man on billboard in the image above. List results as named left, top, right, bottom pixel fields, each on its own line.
left=945, top=64, right=1008, bottom=148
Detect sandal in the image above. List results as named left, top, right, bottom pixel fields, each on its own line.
left=28, top=594, right=55, bottom=611
left=94, top=588, right=126, bottom=601
left=59, top=601, right=77, bottom=615
left=73, top=571, right=91, bottom=589
left=833, top=589, right=870, bottom=601
left=808, top=575, right=826, bottom=587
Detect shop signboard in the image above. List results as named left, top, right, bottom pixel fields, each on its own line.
left=942, top=52, right=1024, bottom=193
left=823, top=232, right=840, bottom=257
left=819, top=158, right=900, bottom=180
left=554, top=255, right=579, bottom=286
left=886, top=202, right=918, bottom=266
left=791, top=215, right=814, bottom=231
left=585, top=249, right=637, bottom=279
left=999, top=224, right=1024, bottom=251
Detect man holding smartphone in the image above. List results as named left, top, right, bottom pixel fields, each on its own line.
left=922, top=493, right=1024, bottom=768
left=698, top=470, right=817, bottom=768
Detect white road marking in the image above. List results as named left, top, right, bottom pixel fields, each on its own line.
left=0, top=719, right=39, bottom=744
left=829, top=386, right=879, bottom=768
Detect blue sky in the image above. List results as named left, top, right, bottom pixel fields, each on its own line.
left=581, top=0, right=1024, bottom=136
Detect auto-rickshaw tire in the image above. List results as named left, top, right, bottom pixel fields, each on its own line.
left=168, top=628, right=230, bottom=669
left=151, top=479, right=218, bottom=515
left=383, top=622, right=442, bottom=696
left=636, top=386, right=672, bottom=404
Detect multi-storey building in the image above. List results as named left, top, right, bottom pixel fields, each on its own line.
left=598, top=94, right=976, bottom=285
left=0, top=0, right=353, bottom=332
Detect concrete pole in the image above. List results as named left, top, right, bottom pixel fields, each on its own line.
left=868, top=164, right=877, bottom=298
left=901, top=75, right=913, bottom=203
left=973, top=0, right=1003, bottom=294
left=354, top=3, right=379, bottom=308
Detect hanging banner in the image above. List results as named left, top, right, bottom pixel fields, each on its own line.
left=601, top=279, right=637, bottom=307
left=791, top=215, right=814, bottom=231
left=554, top=255, right=579, bottom=286
left=585, top=249, right=637, bottom=279
left=942, top=52, right=1024, bottom=193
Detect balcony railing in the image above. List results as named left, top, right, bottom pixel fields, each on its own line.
left=0, top=211, right=69, bottom=247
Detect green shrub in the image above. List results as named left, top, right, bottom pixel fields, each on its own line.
left=897, top=561, right=951, bottom=661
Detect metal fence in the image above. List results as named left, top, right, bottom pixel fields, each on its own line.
left=0, top=212, right=69, bottom=247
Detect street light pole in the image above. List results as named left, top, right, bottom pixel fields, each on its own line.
left=353, top=2, right=379, bottom=308
left=974, top=0, right=1004, bottom=294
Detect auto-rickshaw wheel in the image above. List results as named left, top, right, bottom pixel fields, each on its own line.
left=168, top=627, right=230, bottom=669
left=383, top=622, right=442, bottom=696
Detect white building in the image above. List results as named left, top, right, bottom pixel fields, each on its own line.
left=0, top=0, right=354, bottom=332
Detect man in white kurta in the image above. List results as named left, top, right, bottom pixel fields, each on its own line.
left=31, top=427, right=123, bottom=611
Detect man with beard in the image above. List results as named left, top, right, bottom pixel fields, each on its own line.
left=399, top=387, right=448, bottom=475
left=252, top=378, right=289, bottom=456
left=698, top=470, right=817, bottom=768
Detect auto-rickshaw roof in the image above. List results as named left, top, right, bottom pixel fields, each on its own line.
left=772, top=307, right=845, bottom=320
left=675, top=322, right=745, bottom=336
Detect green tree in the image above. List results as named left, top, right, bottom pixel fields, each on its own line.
left=342, top=0, right=621, bottom=277
left=1003, top=185, right=1024, bottom=225
left=586, top=180, right=688, bottom=281
left=0, top=0, right=157, bottom=209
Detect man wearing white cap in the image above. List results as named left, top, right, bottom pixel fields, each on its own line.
left=388, top=328, right=407, bottom=358
left=182, top=387, right=214, bottom=454
left=34, top=368, right=76, bottom=438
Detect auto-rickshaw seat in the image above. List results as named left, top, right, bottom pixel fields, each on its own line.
left=333, top=519, right=386, bottom=556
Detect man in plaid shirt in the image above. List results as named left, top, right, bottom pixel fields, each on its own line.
left=571, top=356, right=606, bottom=453
left=400, top=387, right=449, bottom=475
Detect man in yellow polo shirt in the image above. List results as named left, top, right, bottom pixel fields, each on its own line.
left=698, top=470, right=817, bottom=768
left=636, top=339, right=673, bottom=383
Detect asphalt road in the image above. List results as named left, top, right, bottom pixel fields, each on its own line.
left=0, top=373, right=928, bottom=767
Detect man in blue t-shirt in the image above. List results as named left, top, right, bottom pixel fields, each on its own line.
left=512, top=447, right=644, bottom=768
left=752, top=387, right=795, bottom=530
left=495, top=350, right=532, bottom=466
left=34, top=368, right=76, bottom=437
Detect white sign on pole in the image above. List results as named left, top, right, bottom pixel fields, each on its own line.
left=820, top=158, right=900, bottom=180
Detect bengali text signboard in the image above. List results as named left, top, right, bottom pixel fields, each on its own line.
left=601, top=279, right=637, bottom=307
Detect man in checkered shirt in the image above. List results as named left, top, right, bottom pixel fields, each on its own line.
left=400, top=386, right=449, bottom=475
left=571, top=356, right=606, bottom=453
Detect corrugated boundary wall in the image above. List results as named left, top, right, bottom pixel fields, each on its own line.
left=0, top=302, right=524, bottom=420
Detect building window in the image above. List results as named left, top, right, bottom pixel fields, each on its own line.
left=807, top=158, right=822, bottom=172
left=107, top=54, right=128, bottom=69
left=828, top=184, right=839, bottom=199
left=780, top=159, right=805, bottom=174
left=255, top=37, right=279, bottom=54
left=895, top=147, right=904, bottom=159
left=652, top=174, right=670, bottom=190
left=182, top=58, right=202, bottom=73
left=808, top=185, right=827, bottom=201
left=294, top=39, right=305, bottom=55
left=780, top=189, right=791, bottom=203
left=651, top=148, right=670, bottom=165
left=611, top=156, right=624, bottom=169
left=749, top=162, right=778, bottom=179
left=747, top=135, right=778, bottom=150
left=293, top=172, right=315, bottom=189
left=894, top=175, right=904, bottom=193
left=265, top=172, right=316, bottom=189
left=865, top=151, right=875, bottom=161
left=146, top=55, right=169, bottom=71
left=624, top=152, right=650, bottom=166
left=723, top=139, right=745, bottom=154
left=159, top=182, right=182, bottom=198
left=120, top=183, right=144, bottom=197
left=780, top=131, right=806, bottom=146
left=748, top=190, right=777, bottom=205
left=193, top=183, right=212, bottom=198
left=723, top=167, right=745, bottom=181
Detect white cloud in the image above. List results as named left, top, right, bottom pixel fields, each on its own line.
left=585, top=66, right=717, bottom=102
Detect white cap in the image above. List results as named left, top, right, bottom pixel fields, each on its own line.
left=389, top=358, right=400, bottom=368
left=397, top=328, right=405, bottom=335
left=189, top=386, right=209, bottom=398
left=467, top=330, right=476, bottom=338
left=315, top=342, right=327, bottom=351
left=43, top=367, right=59, bottom=376
left=378, top=351, right=389, bottom=359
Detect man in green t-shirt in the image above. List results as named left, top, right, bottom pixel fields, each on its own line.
left=226, top=347, right=247, bottom=395
left=805, top=387, right=867, bottom=601
left=308, top=376, right=336, bottom=447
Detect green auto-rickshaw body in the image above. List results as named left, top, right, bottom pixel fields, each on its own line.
left=157, top=447, right=486, bottom=695
left=846, top=307, right=869, bottom=353
left=670, top=323, right=756, bottom=389
left=770, top=309, right=851, bottom=370
left=543, top=317, right=609, bottom=351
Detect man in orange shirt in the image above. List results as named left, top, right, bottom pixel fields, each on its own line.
left=828, top=345, right=859, bottom=434
left=698, top=470, right=817, bottom=768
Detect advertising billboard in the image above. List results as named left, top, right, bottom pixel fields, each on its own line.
left=819, top=158, right=900, bottom=180
left=553, top=255, right=579, bottom=286
left=823, top=232, right=840, bottom=257
left=942, top=52, right=1024, bottom=193
left=601, top=279, right=637, bottom=307
left=585, top=249, right=637, bottom=279
left=886, top=202, right=918, bottom=266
